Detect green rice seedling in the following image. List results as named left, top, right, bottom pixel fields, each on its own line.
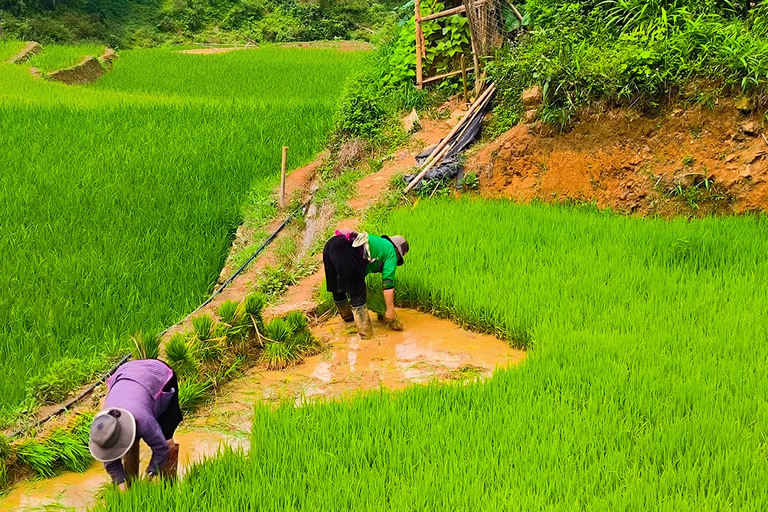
left=0, top=459, right=7, bottom=490
left=131, top=331, right=161, bottom=360
left=164, top=333, right=198, bottom=378
left=365, top=274, right=387, bottom=316
left=239, top=292, right=267, bottom=323
left=177, top=379, right=213, bottom=414
left=0, top=433, right=10, bottom=461
left=264, top=318, right=292, bottom=343
left=15, top=440, right=57, bottom=478
left=192, top=314, right=216, bottom=342
left=284, top=311, right=309, bottom=333
left=260, top=342, right=302, bottom=370
left=46, top=429, right=92, bottom=473
left=290, top=330, right=322, bottom=357
left=217, top=300, right=240, bottom=326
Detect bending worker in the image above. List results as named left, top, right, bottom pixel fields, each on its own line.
left=323, top=230, right=409, bottom=338
left=89, top=358, right=182, bottom=490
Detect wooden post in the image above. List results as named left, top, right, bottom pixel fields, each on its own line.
left=280, top=146, right=288, bottom=208
left=415, top=0, right=424, bottom=90
left=461, top=55, right=468, bottom=102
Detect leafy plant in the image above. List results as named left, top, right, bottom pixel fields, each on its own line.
left=26, top=358, right=95, bottom=405
left=458, top=171, right=480, bottom=190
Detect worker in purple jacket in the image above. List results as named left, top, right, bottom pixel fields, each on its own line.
left=88, top=359, right=183, bottom=490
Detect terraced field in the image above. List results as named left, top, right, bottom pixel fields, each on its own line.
left=0, top=46, right=367, bottom=417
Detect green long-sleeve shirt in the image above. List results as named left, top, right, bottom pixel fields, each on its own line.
left=365, top=235, right=398, bottom=289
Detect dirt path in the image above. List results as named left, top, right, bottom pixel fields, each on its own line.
left=0, top=106, right=526, bottom=511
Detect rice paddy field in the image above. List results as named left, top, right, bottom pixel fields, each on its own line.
left=0, top=46, right=367, bottom=417
left=25, top=43, right=106, bottom=72
left=96, top=199, right=768, bottom=510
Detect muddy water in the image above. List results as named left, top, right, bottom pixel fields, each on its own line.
left=0, top=308, right=525, bottom=511
left=192, top=308, right=526, bottom=430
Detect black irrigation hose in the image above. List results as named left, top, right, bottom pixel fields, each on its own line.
left=10, top=196, right=313, bottom=439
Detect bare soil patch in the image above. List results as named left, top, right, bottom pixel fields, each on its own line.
left=469, top=100, right=768, bottom=215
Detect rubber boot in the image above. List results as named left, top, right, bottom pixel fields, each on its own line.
left=160, top=440, right=179, bottom=483
left=351, top=305, right=374, bottom=339
left=334, top=299, right=354, bottom=322
left=122, top=440, right=140, bottom=487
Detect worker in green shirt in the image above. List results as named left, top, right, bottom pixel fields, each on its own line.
left=322, top=230, right=409, bottom=338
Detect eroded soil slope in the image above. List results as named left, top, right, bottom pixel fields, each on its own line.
left=469, top=100, right=768, bottom=215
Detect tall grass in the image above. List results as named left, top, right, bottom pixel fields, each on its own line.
left=97, top=199, right=768, bottom=510
left=0, top=47, right=367, bottom=416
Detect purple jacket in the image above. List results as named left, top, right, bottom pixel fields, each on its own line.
left=102, top=359, right=174, bottom=484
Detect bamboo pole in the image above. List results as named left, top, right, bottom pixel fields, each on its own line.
left=463, top=0, right=483, bottom=96
left=415, top=0, right=424, bottom=90
left=461, top=55, right=469, bottom=102
left=404, top=84, right=495, bottom=193
left=280, top=146, right=288, bottom=207
left=417, top=82, right=494, bottom=169
left=422, top=66, right=475, bottom=85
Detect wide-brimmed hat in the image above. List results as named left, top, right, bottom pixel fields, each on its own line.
left=89, top=408, right=136, bottom=462
left=383, top=235, right=409, bottom=266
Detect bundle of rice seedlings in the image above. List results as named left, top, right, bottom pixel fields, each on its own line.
left=46, top=429, right=91, bottom=473
left=217, top=300, right=240, bottom=326
left=285, top=310, right=309, bottom=333
left=260, top=342, right=302, bottom=370
left=16, top=439, right=57, bottom=478
left=265, top=318, right=292, bottom=343
left=192, top=314, right=216, bottom=342
left=239, top=292, right=267, bottom=325
left=164, top=332, right=198, bottom=378
left=291, top=330, right=322, bottom=357
left=0, top=459, right=7, bottom=489
left=0, top=433, right=10, bottom=461
left=131, top=331, right=161, bottom=360
left=178, top=379, right=213, bottom=414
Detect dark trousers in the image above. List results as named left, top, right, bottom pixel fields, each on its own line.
left=323, top=235, right=367, bottom=307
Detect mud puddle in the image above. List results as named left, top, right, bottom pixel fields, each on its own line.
left=192, top=308, right=526, bottom=430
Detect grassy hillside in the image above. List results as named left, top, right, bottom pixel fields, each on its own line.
left=0, top=46, right=368, bottom=419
